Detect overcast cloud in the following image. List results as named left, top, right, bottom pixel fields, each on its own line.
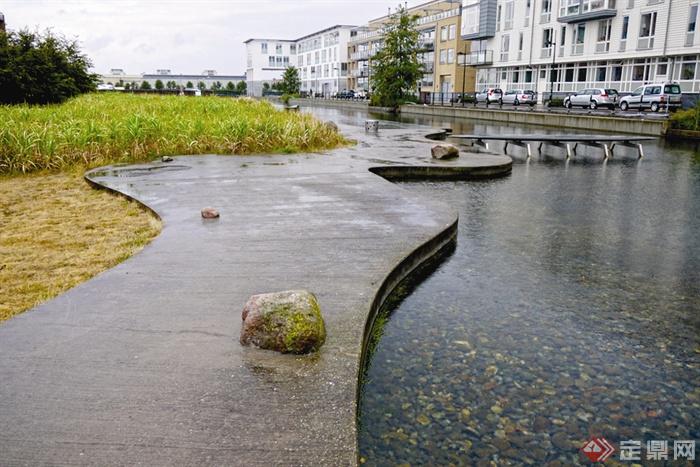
left=1, top=0, right=429, bottom=75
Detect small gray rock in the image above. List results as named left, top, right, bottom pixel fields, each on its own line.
left=201, top=207, right=220, bottom=219
left=240, top=290, right=326, bottom=354
left=324, top=121, right=339, bottom=132
left=431, top=144, right=460, bottom=160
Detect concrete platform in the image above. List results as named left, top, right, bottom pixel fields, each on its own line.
left=0, top=119, right=511, bottom=465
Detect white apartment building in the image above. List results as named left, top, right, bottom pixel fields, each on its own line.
left=244, top=25, right=355, bottom=97
left=244, top=39, right=297, bottom=96
left=462, top=0, right=700, bottom=102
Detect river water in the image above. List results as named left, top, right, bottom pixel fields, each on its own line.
left=310, top=107, right=700, bottom=466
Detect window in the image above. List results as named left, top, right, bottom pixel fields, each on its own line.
left=441, top=26, right=448, bottom=41
left=504, top=0, right=514, bottom=30
left=640, top=12, right=657, bottom=37
left=681, top=61, right=696, bottom=79
left=689, top=4, right=699, bottom=32
left=497, top=5, right=502, bottom=31
left=500, top=34, right=510, bottom=61
left=276, top=44, right=283, bottom=54
left=290, top=44, right=296, bottom=54
left=596, top=66, right=606, bottom=81
left=462, top=0, right=481, bottom=35
left=514, top=70, right=520, bottom=83
left=577, top=67, right=587, bottom=82
left=448, top=48, right=455, bottom=64
left=440, top=49, right=447, bottom=64
left=261, top=43, right=268, bottom=54
left=612, top=65, right=622, bottom=81
left=657, top=62, right=668, bottom=75
left=449, top=24, right=456, bottom=40
left=299, top=55, right=304, bottom=66
left=565, top=65, right=574, bottom=82
left=597, top=19, right=612, bottom=52
left=621, top=16, right=629, bottom=40
left=322, top=50, right=327, bottom=63
left=573, top=23, right=585, bottom=54
left=598, top=19, right=611, bottom=42
left=268, top=56, right=274, bottom=67
left=561, top=26, right=567, bottom=46
left=543, top=28, right=553, bottom=48
left=525, top=70, right=533, bottom=82
left=541, top=0, right=552, bottom=23
left=632, top=65, right=645, bottom=80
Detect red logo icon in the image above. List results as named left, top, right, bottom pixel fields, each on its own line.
left=582, top=438, right=615, bottom=463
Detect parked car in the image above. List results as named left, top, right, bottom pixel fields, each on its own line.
left=354, top=89, right=367, bottom=99
left=336, top=89, right=356, bottom=99
left=502, top=89, right=537, bottom=106
left=476, top=88, right=503, bottom=104
left=564, top=88, right=619, bottom=109
left=618, top=82, right=683, bottom=112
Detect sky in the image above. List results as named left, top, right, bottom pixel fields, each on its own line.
left=1, top=0, right=430, bottom=76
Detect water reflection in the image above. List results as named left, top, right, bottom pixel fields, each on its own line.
left=307, top=106, right=700, bottom=465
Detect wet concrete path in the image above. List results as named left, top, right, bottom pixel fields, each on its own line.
left=0, top=118, right=510, bottom=465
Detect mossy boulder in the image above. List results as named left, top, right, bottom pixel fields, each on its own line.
left=240, top=290, right=326, bottom=354
left=431, top=144, right=459, bottom=160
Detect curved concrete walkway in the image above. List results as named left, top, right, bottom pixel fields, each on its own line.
left=0, top=119, right=510, bottom=466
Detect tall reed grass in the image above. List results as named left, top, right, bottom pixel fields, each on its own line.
left=0, top=93, right=346, bottom=174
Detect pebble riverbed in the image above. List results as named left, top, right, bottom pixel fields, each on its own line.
left=358, top=142, right=700, bottom=466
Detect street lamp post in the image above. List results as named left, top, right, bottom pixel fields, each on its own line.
left=546, top=31, right=557, bottom=105
left=458, top=43, right=469, bottom=107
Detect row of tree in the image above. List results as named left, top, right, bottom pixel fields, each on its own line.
left=111, top=80, right=247, bottom=93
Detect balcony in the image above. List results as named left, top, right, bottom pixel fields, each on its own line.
left=558, top=0, right=617, bottom=23
left=464, top=50, right=494, bottom=66
left=419, top=39, right=435, bottom=51
left=421, top=61, right=434, bottom=73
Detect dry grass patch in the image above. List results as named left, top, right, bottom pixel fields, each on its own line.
left=0, top=171, right=161, bottom=322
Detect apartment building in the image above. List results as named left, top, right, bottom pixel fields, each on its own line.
left=463, top=0, right=700, bottom=101
left=245, top=25, right=355, bottom=97
left=244, top=38, right=298, bottom=96
left=348, top=0, right=477, bottom=101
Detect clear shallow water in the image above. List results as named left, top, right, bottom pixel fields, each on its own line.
left=308, top=107, right=700, bottom=465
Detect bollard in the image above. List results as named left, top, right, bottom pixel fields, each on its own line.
left=365, top=120, right=379, bottom=133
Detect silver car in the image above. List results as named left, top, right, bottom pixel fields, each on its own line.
left=476, top=88, right=503, bottom=104
left=502, top=89, right=536, bottom=106
left=619, top=83, right=683, bottom=112
left=564, top=88, right=619, bottom=109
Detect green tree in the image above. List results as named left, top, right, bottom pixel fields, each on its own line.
left=211, top=81, right=222, bottom=90
left=226, top=81, right=235, bottom=91
left=165, top=80, right=177, bottom=90
left=186, top=81, right=194, bottom=88
left=370, top=5, right=423, bottom=109
left=154, top=79, right=164, bottom=90
left=0, top=29, right=97, bottom=105
left=140, top=81, right=152, bottom=90
left=280, top=66, right=301, bottom=95
left=197, top=81, right=206, bottom=90
left=124, top=82, right=131, bottom=90
left=263, top=82, right=270, bottom=91
left=236, top=81, right=247, bottom=94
